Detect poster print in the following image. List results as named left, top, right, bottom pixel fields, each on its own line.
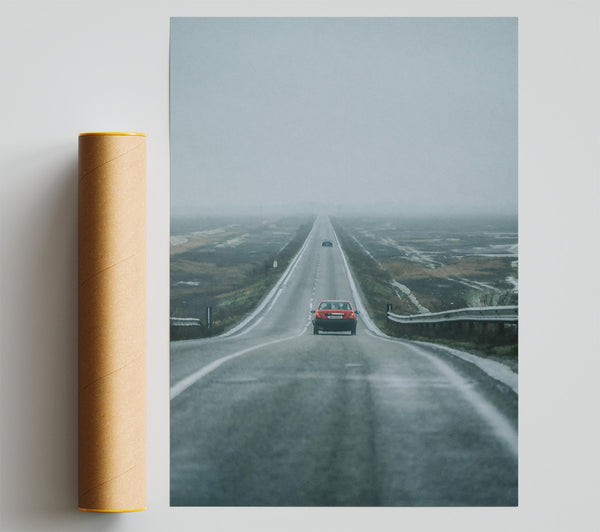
left=170, top=18, right=518, bottom=506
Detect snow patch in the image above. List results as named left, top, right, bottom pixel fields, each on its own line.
left=351, top=235, right=375, bottom=260
left=215, top=234, right=251, bottom=248
left=391, top=280, right=430, bottom=313
left=414, top=341, right=518, bottom=394
left=175, top=281, right=200, bottom=287
left=379, top=237, right=442, bottom=268
left=170, top=236, right=189, bottom=246
left=452, top=277, right=500, bottom=292
left=506, top=276, right=518, bottom=291
left=490, top=243, right=518, bottom=254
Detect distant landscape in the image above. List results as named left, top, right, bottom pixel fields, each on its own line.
left=170, top=214, right=518, bottom=366
left=332, top=215, right=518, bottom=369
left=333, top=215, right=517, bottom=313
left=170, top=215, right=314, bottom=339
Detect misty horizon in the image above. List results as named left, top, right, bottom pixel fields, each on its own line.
left=171, top=18, right=517, bottom=219
left=170, top=200, right=517, bottom=219
left=170, top=210, right=518, bottom=237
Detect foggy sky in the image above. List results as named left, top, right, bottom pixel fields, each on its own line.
left=170, top=18, right=517, bottom=217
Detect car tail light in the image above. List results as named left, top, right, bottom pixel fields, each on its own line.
left=349, top=312, right=355, bottom=319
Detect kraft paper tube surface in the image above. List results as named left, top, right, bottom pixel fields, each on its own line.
left=78, top=132, right=146, bottom=512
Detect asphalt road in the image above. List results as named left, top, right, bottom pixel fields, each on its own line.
left=170, top=216, right=518, bottom=506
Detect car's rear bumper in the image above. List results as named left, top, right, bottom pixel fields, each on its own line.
left=313, top=318, right=356, bottom=332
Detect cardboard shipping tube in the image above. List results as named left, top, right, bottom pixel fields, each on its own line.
left=78, top=132, right=146, bottom=512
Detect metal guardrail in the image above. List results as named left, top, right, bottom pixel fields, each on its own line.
left=170, top=317, right=202, bottom=327
left=387, top=305, right=518, bottom=324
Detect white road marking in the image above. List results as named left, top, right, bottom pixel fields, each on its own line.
left=329, top=218, right=517, bottom=455
left=174, top=216, right=517, bottom=457
left=220, top=220, right=316, bottom=338
left=170, top=334, right=301, bottom=400
left=330, top=222, right=381, bottom=335
left=373, top=334, right=518, bottom=457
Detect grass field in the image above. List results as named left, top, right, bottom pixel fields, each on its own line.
left=170, top=215, right=314, bottom=340
left=332, top=215, right=518, bottom=368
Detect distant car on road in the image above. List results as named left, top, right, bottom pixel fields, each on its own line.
left=321, top=240, right=333, bottom=247
left=311, top=300, right=358, bottom=335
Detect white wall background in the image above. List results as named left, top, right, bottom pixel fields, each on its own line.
left=1, top=1, right=598, bottom=531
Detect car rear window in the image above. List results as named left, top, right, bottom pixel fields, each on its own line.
left=319, top=302, right=351, bottom=310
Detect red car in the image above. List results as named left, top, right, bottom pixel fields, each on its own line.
left=311, top=300, right=358, bottom=335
